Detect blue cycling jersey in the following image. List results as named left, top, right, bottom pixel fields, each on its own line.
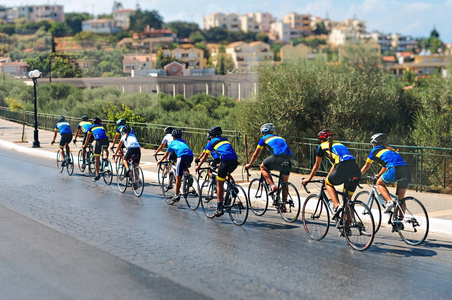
left=88, top=124, right=108, bottom=140
left=257, top=134, right=292, bottom=156
left=116, top=125, right=133, bottom=135
left=77, top=121, right=92, bottom=134
left=204, top=137, right=238, bottom=161
left=167, top=139, right=193, bottom=157
left=366, top=145, right=407, bottom=168
left=55, top=122, right=72, bottom=135
left=317, top=141, right=355, bottom=165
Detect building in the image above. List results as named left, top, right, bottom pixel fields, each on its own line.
left=329, top=26, right=360, bottom=47
left=117, top=27, right=176, bottom=51
left=389, top=54, right=452, bottom=76
left=280, top=43, right=327, bottom=62
left=226, top=41, right=273, bottom=71
left=162, top=46, right=205, bottom=69
left=72, top=59, right=99, bottom=70
left=240, top=12, right=275, bottom=32
left=391, top=33, right=417, bottom=52
left=203, top=12, right=241, bottom=31
left=123, top=53, right=156, bottom=75
left=6, top=5, right=64, bottom=23
left=0, top=58, right=29, bottom=77
left=82, top=19, right=121, bottom=34
left=270, top=21, right=303, bottom=42
left=113, top=9, right=135, bottom=30
left=282, top=12, right=312, bottom=36
left=164, top=61, right=186, bottom=76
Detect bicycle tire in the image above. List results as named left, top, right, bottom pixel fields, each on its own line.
left=302, top=194, right=330, bottom=241
left=102, top=159, right=113, bottom=185
left=77, top=149, right=85, bottom=172
left=115, top=155, right=123, bottom=175
left=132, top=166, right=145, bottom=197
left=248, top=178, right=269, bottom=216
left=227, top=184, right=249, bottom=226
left=157, top=162, right=166, bottom=186
left=394, top=197, right=429, bottom=246
left=354, top=190, right=382, bottom=233
left=117, top=163, right=127, bottom=193
left=184, top=175, right=201, bottom=210
left=56, top=151, right=64, bottom=173
left=200, top=179, right=216, bottom=218
left=161, top=170, right=176, bottom=205
left=88, top=151, right=96, bottom=179
left=66, top=151, right=74, bottom=176
left=278, top=182, right=300, bottom=223
left=344, top=200, right=375, bottom=251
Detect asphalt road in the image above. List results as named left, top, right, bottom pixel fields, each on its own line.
left=1, top=148, right=452, bottom=299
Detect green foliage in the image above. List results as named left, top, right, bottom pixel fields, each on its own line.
left=189, top=31, right=204, bottom=43
left=65, top=13, right=91, bottom=35
left=103, top=102, right=145, bottom=137
left=4, top=97, right=24, bottom=111
left=207, top=53, right=235, bottom=75
left=256, top=32, right=269, bottom=43
left=129, top=7, right=163, bottom=32
left=167, top=21, right=200, bottom=39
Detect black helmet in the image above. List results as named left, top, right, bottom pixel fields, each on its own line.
left=58, top=116, right=65, bottom=122
left=208, top=126, right=222, bottom=137
left=260, top=123, right=275, bottom=134
left=81, top=115, right=88, bottom=121
left=206, top=133, right=211, bottom=141
left=171, top=129, right=182, bottom=139
left=318, top=129, right=334, bottom=141
left=92, top=117, right=101, bottom=124
left=116, top=119, right=126, bottom=126
left=164, top=126, right=174, bottom=134
left=370, top=133, right=387, bottom=145
left=122, top=125, right=131, bottom=134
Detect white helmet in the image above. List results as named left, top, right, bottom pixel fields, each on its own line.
left=260, top=123, right=275, bottom=134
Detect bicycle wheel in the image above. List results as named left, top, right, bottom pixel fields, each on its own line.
left=227, top=185, right=249, bottom=226
left=279, top=182, right=300, bottom=223
left=344, top=200, right=375, bottom=251
left=200, top=179, right=217, bottom=218
left=102, top=159, right=113, bottom=185
left=88, top=152, right=96, bottom=178
left=77, top=149, right=85, bottom=172
left=115, top=156, right=123, bottom=175
left=116, top=163, right=127, bottom=193
left=354, top=190, right=382, bottom=233
left=56, top=151, right=64, bottom=173
left=184, top=175, right=201, bottom=210
left=302, top=194, right=330, bottom=241
left=66, top=151, right=74, bottom=176
left=248, top=178, right=269, bottom=216
left=394, top=197, right=429, bottom=246
left=132, top=166, right=145, bottom=197
left=161, top=170, right=176, bottom=204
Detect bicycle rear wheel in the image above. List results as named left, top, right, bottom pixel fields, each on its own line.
left=279, top=182, right=300, bottom=223
left=161, top=170, right=176, bottom=204
left=102, top=159, right=113, bottom=185
left=56, top=151, right=64, bottom=173
left=66, top=151, right=74, bottom=176
left=77, top=149, right=85, bottom=172
left=248, top=178, right=268, bottom=216
left=132, top=166, right=145, bottom=197
left=116, top=163, right=127, bottom=193
left=302, top=194, right=330, bottom=241
left=200, top=179, right=216, bottom=218
left=184, top=175, right=200, bottom=210
left=354, top=190, right=382, bottom=233
left=115, top=155, right=123, bottom=175
left=344, top=200, right=375, bottom=251
left=394, top=197, right=429, bottom=246
left=227, top=185, right=249, bottom=226
left=157, top=163, right=166, bottom=186
left=88, top=151, right=96, bottom=179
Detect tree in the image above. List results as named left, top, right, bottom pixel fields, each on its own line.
left=112, top=1, right=123, bottom=13
left=188, top=31, right=204, bottom=43
left=256, top=32, right=269, bottom=43
left=49, top=22, right=71, bottom=37
left=208, top=54, right=235, bottom=75
left=313, top=21, right=328, bottom=35
left=129, top=8, right=163, bottom=32
left=64, top=13, right=91, bottom=35
left=430, top=27, right=439, bottom=38
left=167, top=21, right=200, bottom=39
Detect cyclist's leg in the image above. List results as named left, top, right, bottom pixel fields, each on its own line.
left=93, top=139, right=103, bottom=176
left=175, top=155, right=192, bottom=197
left=260, top=156, right=276, bottom=187
left=377, top=167, right=396, bottom=202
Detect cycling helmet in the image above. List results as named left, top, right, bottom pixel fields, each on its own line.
left=260, top=123, right=275, bottom=134
left=370, top=133, right=387, bottom=145
left=318, top=129, right=334, bottom=141
left=208, top=126, right=222, bottom=137
left=81, top=115, right=89, bottom=121
left=122, top=125, right=131, bottom=134
left=206, top=133, right=211, bottom=140
left=171, top=129, right=182, bottom=139
left=116, top=119, right=126, bottom=126
left=164, top=126, right=174, bottom=134
left=58, top=116, right=65, bottom=122
left=92, top=117, right=101, bottom=124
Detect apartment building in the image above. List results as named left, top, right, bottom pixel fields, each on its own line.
left=329, top=26, right=360, bottom=46
left=117, top=27, right=176, bottom=51
left=203, top=12, right=241, bottom=31
left=240, top=12, right=275, bottom=32
left=282, top=12, right=312, bottom=36
left=7, top=5, right=64, bottom=23
left=123, top=54, right=156, bottom=74
left=389, top=54, right=452, bottom=76
left=270, top=22, right=303, bottom=42
left=226, top=41, right=273, bottom=71
left=280, top=43, right=327, bottom=62
left=113, top=9, right=135, bottom=30
left=162, top=46, right=205, bottom=69
left=82, top=19, right=121, bottom=34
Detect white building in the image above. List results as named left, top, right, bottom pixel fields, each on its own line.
left=270, top=21, right=303, bottom=42
left=7, top=5, right=64, bottom=23
left=240, top=12, right=275, bottom=32
left=203, top=12, right=241, bottom=31
left=113, top=9, right=134, bottom=30
left=82, top=19, right=121, bottom=34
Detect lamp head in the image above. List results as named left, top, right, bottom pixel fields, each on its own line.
left=29, top=70, right=41, bottom=78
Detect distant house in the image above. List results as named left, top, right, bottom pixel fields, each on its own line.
left=164, top=61, right=185, bottom=76
left=6, top=5, right=64, bottom=23
left=0, top=59, right=29, bottom=77
left=226, top=41, right=273, bottom=71
left=117, top=26, right=176, bottom=51
left=280, top=43, right=327, bottom=62
left=72, top=59, right=99, bottom=70
left=389, top=54, right=452, bottom=76
left=113, top=9, right=134, bottom=30
left=162, top=46, right=205, bottom=69
left=82, top=19, right=121, bottom=34
left=123, top=53, right=156, bottom=75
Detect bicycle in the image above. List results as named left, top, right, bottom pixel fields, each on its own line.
left=76, top=142, right=93, bottom=173
left=198, top=163, right=249, bottom=226
left=115, top=154, right=145, bottom=197
left=301, top=179, right=375, bottom=251
left=247, top=166, right=300, bottom=223
left=154, top=153, right=174, bottom=186
left=53, top=142, right=74, bottom=176
left=354, top=176, right=429, bottom=245
left=159, top=160, right=201, bottom=210
left=89, top=145, right=113, bottom=185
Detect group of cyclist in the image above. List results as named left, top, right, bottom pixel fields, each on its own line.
left=53, top=114, right=410, bottom=219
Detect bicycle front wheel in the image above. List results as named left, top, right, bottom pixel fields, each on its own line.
left=394, top=197, right=429, bottom=246
left=354, top=190, right=382, bottom=233
left=88, top=152, right=96, bottom=179
left=102, top=159, right=113, bottom=185
left=66, top=151, right=74, bottom=176
left=132, top=166, right=145, bottom=197
left=279, top=182, right=300, bottom=223
left=302, top=194, right=330, bottom=241
left=200, top=179, right=216, bottom=218
left=157, top=162, right=166, bottom=186
left=248, top=178, right=268, bottom=216
left=56, top=152, right=64, bottom=173
left=77, top=149, right=85, bottom=172
left=115, top=156, right=123, bottom=175
left=344, top=200, right=375, bottom=251
left=116, top=163, right=127, bottom=193
left=161, top=170, right=176, bottom=205
left=184, top=175, right=200, bottom=210
left=227, top=185, right=249, bottom=226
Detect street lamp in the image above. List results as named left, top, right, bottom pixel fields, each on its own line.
left=29, top=69, right=41, bottom=148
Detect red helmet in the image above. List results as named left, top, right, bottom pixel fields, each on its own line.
left=318, top=129, right=334, bottom=141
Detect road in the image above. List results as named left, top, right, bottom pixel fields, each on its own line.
left=1, top=148, right=452, bottom=299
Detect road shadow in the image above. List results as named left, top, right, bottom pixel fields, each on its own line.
left=420, top=239, right=452, bottom=250
left=369, top=240, right=437, bottom=257
left=245, top=219, right=299, bottom=230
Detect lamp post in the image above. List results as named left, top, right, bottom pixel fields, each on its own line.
left=29, top=69, right=41, bottom=148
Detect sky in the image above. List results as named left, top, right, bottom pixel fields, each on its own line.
left=3, top=0, right=452, bottom=42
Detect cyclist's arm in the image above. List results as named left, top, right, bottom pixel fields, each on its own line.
left=376, top=166, right=387, bottom=178
left=302, top=156, right=322, bottom=184
left=83, top=132, right=92, bottom=148
left=114, top=140, right=124, bottom=157
left=195, top=152, right=208, bottom=170
left=110, top=133, right=119, bottom=150
left=52, top=130, right=58, bottom=143
left=154, top=142, right=165, bottom=156
left=73, top=128, right=80, bottom=140
left=245, top=147, right=262, bottom=169
left=361, top=161, right=372, bottom=175
left=157, top=151, right=170, bottom=164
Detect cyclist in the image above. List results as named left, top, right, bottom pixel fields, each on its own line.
left=195, top=127, right=238, bottom=217
left=113, top=125, right=141, bottom=186
left=360, top=133, right=411, bottom=213
left=84, top=117, right=109, bottom=181
left=195, top=133, right=221, bottom=178
left=51, top=116, right=73, bottom=165
left=157, top=129, right=194, bottom=203
left=153, top=126, right=177, bottom=163
left=110, top=119, right=131, bottom=151
left=301, top=129, right=361, bottom=217
left=73, top=115, right=93, bottom=167
left=245, top=123, right=293, bottom=207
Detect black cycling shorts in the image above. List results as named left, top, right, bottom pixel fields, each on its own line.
left=326, top=160, right=361, bottom=193
left=169, top=151, right=177, bottom=162
left=217, top=160, right=238, bottom=181
left=176, top=155, right=193, bottom=176
left=125, top=148, right=141, bottom=164
left=94, top=138, right=109, bottom=156
left=82, top=134, right=94, bottom=146
left=59, top=133, right=72, bottom=148
left=262, top=155, right=292, bottom=176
